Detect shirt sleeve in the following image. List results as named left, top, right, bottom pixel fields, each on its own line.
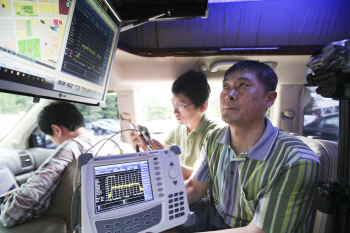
left=0, top=140, right=75, bottom=227
left=192, top=137, right=212, bottom=183
left=253, top=159, right=321, bottom=233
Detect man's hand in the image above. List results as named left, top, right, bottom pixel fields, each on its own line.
left=130, top=130, right=164, bottom=151
left=130, top=130, right=141, bottom=149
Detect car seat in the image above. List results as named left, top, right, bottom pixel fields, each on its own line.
left=293, top=134, right=338, bottom=233
left=0, top=159, right=78, bottom=233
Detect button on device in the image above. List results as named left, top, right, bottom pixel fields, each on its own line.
left=113, top=222, right=120, bottom=227
left=154, top=161, right=159, bottom=165
left=104, top=224, right=112, bottom=229
left=179, top=191, right=184, bottom=195
left=144, top=214, right=150, bottom=219
left=152, top=217, right=158, bottom=222
left=159, top=193, right=164, bottom=197
left=154, top=166, right=160, bottom=170
left=169, top=216, right=174, bottom=220
left=134, top=224, right=141, bottom=229
left=179, top=196, right=184, bottom=200
left=170, top=162, right=174, bottom=166
left=151, top=211, right=157, bottom=216
left=125, top=219, right=132, bottom=225
left=114, top=230, right=121, bottom=233
left=169, top=210, right=174, bottom=214
left=175, top=212, right=185, bottom=218
left=153, top=157, right=158, bottom=160
left=169, top=204, right=173, bottom=208
left=156, top=177, right=161, bottom=181
left=155, top=171, right=161, bottom=175
left=175, top=203, right=179, bottom=207
left=133, top=217, right=139, bottom=222
left=169, top=199, right=173, bottom=203
left=157, top=182, right=162, bottom=186
left=158, top=188, right=163, bottom=192
left=125, top=227, right=132, bottom=232
left=144, top=220, right=151, bottom=225
left=173, top=180, right=178, bottom=185
left=169, top=194, right=173, bottom=198
left=174, top=193, right=178, bottom=197
left=174, top=198, right=178, bottom=202
left=168, top=167, right=178, bottom=179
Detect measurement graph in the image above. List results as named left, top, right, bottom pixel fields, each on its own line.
left=94, top=160, right=153, bottom=214
left=72, top=22, right=106, bottom=75
left=106, top=170, right=144, bottom=201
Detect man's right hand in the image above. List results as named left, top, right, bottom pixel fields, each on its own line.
left=130, top=130, right=164, bottom=151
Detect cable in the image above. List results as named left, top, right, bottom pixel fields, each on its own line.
left=91, top=129, right=140, bottom=157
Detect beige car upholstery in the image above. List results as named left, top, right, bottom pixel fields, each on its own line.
left=42, top=159, right=78, bottom=231
left=0, top=159, right=78, bottom=233
left=0, top=216, right=67, bottom=233
left=293, top=135, right=338, bottom=233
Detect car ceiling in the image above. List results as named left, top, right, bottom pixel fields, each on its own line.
left=113, top=0, right=350, bottom=56
left=107, top=0, right=350, bottom=91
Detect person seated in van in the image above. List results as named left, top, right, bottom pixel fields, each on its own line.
left=131, top=70, right=220, bottom=170
left=164, top=60, right=321, bottom=233
left=0, top=101, right=96, bottom=227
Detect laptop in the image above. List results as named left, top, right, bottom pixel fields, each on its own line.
left=0, top=163, right=20, bottom=203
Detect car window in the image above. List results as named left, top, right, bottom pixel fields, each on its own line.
left=303, top=86, right=339, bottom=141
left=74, top=95, right=122, bottom=153
left=321, top=117, right=339, bottom=129
left=0, top=92, right=35, bottom=141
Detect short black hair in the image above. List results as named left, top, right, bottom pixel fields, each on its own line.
left=172, top=70, right=211, bottom=108
left=37, top=101, right=85, bottom=135
left=224, top=60, right=278, bottom=92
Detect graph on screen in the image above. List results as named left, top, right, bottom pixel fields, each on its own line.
left=106, top=170, right=144, bottom=200
left=94, top=160, right=154, bottom=214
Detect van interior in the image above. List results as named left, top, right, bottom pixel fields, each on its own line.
left=0, top=0, right=350, bottom=232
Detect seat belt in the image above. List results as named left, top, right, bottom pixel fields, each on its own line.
left=281, top=110, right=295, bottom=132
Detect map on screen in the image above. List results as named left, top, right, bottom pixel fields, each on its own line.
left=0, top=0, right=70, bottom=71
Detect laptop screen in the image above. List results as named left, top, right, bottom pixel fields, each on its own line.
left=0, top=163, right=20, bottom=198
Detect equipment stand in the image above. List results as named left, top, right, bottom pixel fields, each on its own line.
left=308, top=70, right=350, bottom=233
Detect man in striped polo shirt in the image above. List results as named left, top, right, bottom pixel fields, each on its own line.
left=176, top=60, right=321, bottom=233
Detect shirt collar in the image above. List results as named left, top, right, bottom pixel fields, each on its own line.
left=216, top=118, right=279, bottom=161
left=193, top=113, right=210, bottom=134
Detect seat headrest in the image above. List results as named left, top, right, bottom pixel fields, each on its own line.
left=294, top=135, right=338, bottom=184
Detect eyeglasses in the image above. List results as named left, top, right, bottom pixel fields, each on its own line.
left=168, top=101, right=195, bottom=112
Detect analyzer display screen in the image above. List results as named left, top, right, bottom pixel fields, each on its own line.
left=94, top=160, right=154, bottom=214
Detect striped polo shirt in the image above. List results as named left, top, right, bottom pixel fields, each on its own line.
left=192, top=118, right=321, bottom=232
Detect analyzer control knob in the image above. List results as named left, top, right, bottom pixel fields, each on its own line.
left=168, top=167, right=178, bottom=179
